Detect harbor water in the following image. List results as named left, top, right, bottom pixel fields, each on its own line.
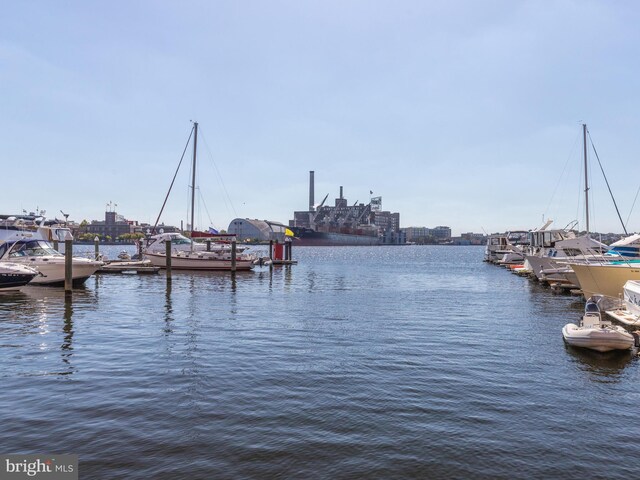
left=1, top=245, right=639, bottom=479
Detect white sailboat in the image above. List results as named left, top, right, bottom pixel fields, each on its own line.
left=143, top=122, right=257, bottom=271
left=562, top=296, right=635, bottom=352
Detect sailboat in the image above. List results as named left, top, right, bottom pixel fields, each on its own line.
left=566, top=125, right=640, bottom=305
left=143, top=122, right=257, bottom=271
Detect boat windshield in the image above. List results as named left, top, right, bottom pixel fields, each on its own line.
left=8, top=240, right=62, bottom=258
left=585, top=302, right=600, bottom=314
left=169, top=235, right=192, bottom=245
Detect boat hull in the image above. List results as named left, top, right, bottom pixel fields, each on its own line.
left=145, top=252, right=255, bottom=271
left=27, top=259, right=102, bottom=286
left=0, top=263, right=37, bottom=291
left=570, top=263, right=640, bottom=302
left=562, top=323, right=634, bottom=352
left=290, top=228, right=380, bottom=246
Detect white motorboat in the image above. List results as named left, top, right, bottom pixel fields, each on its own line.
left=0, top=262, right=39, bottom=291
left=484, top=231, right=529, bottom=264
left=605, top=279, right=640, bottom=326
left=0, top=238, right=102, bottom=286
left=562, top=297, right=634, bottom=352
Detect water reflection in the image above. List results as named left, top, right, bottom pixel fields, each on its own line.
left=164, top=281, right=173, bottom=334
left=564, top=344, right=637, bottom=380
left=60, top=296, right=75, bottom=375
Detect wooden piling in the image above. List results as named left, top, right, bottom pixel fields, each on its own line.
left=64, top=232, right=73, bottom=293
left=94, top=236, right=100, bottom=260
left=231, top=240, right=237, bottom=272
left=165, top=239, right=172, bottom=280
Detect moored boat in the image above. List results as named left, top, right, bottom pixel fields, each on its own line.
left=0, top=239, right=102, bottom=286
left=605, top=279, right=640, bottom=326
left=0, top=262, right=39, bottom=291
left=569, top=262, right=640, bottom=306
left=562, top=297, right=634, bottom=352
left=145, top=122, right=258, bottom=271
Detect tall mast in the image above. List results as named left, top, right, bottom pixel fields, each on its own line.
left=583, top=123, right=589, bottom=235
left=191, top=122, right=198, bottom=249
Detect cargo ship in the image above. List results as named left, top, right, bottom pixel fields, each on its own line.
left=288, top=226, right=380, bottom=246
left=289, top=171, right=401, bottom=246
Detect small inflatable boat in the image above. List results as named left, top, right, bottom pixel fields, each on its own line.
left=562, top=296, right=634, bottom=352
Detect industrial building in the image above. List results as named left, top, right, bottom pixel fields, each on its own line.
left=227, top=219, right=291, bottom=242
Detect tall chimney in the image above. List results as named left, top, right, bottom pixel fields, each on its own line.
left=340, top=186, right=343, bottom=199
left=309, top=171, right=315, bottom=211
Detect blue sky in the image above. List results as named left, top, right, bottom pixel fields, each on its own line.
left=2, top=1, right=640, bottom=235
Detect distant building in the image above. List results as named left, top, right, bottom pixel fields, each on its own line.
left=289, top=171, right=403, bottom=245
left=228, top=218, right=290, bottom=242
left=430, top=226, right=452, bottom=241
left=401, top=225, right=452, bottom=244
left=86, top=211, right=132, bottom=240
left=460, top=232, right=486, bottom=245
left=404, top=227, right=429, bottom=242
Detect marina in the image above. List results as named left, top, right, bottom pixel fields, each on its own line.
left=4, top=2, right=640, bottom=478
left=2, top=245, right=640, bottom=479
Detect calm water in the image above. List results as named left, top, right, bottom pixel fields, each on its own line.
left=1, top=246, right=639, bottom=479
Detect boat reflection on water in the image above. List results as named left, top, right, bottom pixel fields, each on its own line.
left=0, top=286, right=94, bottom=378
left=564, top=343, right=637, bottom=380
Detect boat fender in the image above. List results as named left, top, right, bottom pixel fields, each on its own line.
left=632, top=331, right=640, bottom=348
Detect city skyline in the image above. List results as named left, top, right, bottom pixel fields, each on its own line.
left=3, top=2, right=640, bottom=236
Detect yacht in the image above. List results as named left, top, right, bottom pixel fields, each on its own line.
left=569, top=261, right=640, bottom=309
left=525, top=225, right=609, bottom=286
left=0, top=238, right=102, bottom=286
left=0, top=262, right=39, bottom=291
left=484, top=230, right=529, bottom=264
left=605, top=280, right=640, bottom=326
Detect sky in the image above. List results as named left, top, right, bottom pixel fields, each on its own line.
left=2, top=0, right=640, bottom=236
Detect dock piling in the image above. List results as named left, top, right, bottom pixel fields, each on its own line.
left=231, top=240, right=237, bottom=272
left=165, top=239, right=172, bottom=281
left=64, top=231, right=73, bottom=293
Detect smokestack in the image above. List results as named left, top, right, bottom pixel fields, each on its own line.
left=309, top=171, right=315, bottom=211
left=340, top=186, right=343, bottom=199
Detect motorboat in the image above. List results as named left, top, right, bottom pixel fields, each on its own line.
left=0, top=238, right=102, bottom=286
left=524, top=224, right=610, bottom=283
left=569, top=261, right=640, bottom=308
left=605, top=280, right=640, bottom=326
left=562, top=296, right=635, bottom=352
left=484, top=231, right=529, bottom=264
left=0, top=262, right=39, bottom=291
left=607, top=233, right=640, bottom=259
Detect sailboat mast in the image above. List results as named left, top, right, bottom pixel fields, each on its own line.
left=583, top=123, right=589, bottom=235
left=191, top=122, right=198, bottom=248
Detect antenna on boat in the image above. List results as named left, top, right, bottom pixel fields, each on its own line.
left=583, top=123, right=590, bottom=235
